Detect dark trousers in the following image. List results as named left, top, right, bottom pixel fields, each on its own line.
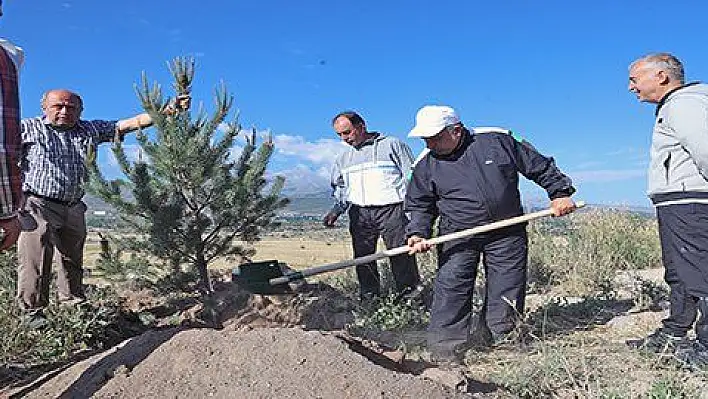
left=348, top=203, right=420, bottom=298
left=657, top=203, right=708, bottom=341
left=428, top=229, right=527, bottom=353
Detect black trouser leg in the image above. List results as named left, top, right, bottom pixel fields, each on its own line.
left=381, top=204, right=420, bottom=292
left=483, top=230, right=528, bottom=335
left=656, top=204, right=708, bottom=336
left=428, top=239, right=480, bottom=354
left=697, top=298, right=708, bottom=344
left=349, top=206, right=380, bottom=298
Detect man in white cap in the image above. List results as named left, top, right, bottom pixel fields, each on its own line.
left=405, top=105, right=576, bottom=364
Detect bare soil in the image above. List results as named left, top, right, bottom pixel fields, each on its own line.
left=15, top=328, right=472, bottom=399
left=4, top=281, right=480, bottom=398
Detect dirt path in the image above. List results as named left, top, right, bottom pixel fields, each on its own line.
left=13, top=327, right=471, bottom=398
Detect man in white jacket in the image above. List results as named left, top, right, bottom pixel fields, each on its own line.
left=324, top=111, right=420, bottom=301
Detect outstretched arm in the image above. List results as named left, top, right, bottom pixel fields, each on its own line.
left=116, top=95, right=191, bottom=138
left=116, top=113, right=152, bottom=135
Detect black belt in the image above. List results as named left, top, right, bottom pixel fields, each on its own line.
left=25, top=192, right=81, bottom=207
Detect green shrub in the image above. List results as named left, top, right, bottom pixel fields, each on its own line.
left=646, top=378, right=694, bottom=398
left=630, top=276, right=669, bottom=311
left=350, top=293, right=429, bottom=332
left=0, top=248, right=144, bottom=368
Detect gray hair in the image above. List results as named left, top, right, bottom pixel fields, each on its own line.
left=631, top=53, right=685, bottom=84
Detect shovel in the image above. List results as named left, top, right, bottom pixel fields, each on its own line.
left=233, top=202, right=585, bottom=293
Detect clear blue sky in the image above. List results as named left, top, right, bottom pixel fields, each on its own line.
left=3, top=0, right=707, bottom=206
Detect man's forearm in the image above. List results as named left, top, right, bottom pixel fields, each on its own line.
left=116, top=113, right=153, bottom=134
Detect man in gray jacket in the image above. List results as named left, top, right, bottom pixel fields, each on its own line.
left=627, top=53, right=708, bottom=369
left=324, top=111, right=420, bottom=301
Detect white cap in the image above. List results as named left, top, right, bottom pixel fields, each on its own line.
left=408, top=105, right=461, bottom=138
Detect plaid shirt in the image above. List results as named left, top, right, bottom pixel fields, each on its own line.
left=0, top=40, right=23, bottom=217
left=21, top=117, right=117, bottom=202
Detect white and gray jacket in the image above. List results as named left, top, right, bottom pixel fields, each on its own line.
left=329, top=133, right=413, bottom=216
left=649, top=82, right=708, bottom=206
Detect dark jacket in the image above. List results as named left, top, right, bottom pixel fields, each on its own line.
left=405, top=129, right=575, bottom=238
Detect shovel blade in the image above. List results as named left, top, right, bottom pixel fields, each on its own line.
left=232, top=260, right=291, bottom=294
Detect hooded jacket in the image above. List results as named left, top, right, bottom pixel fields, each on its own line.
left=649, top=82, right=708, bottom=205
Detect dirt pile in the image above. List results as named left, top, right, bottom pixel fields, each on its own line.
left=15, top=328, right=470, bottom=398
left=5, top=282, right=486, bottom=398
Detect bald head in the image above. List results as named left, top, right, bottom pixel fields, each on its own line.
left=41, top=89, right=83, bottom=129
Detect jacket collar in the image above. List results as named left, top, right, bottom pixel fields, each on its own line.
left=655, top=82, right=701, bottom=116
left=354, top=132, right=381, bottom=149
left=432, top=129, right=472, bottom=161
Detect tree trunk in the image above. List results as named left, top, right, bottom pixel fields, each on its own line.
left=196, top=254, right=213, bottom=294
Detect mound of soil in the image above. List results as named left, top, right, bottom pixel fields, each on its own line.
left=5, top=281, right=484, bottom=398
left=16, top=328, right=469, bottom=398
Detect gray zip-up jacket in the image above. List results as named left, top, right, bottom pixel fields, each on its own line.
left=329, top=133, right=414, bottom=216
left=649, top=82, right=708, bottom=205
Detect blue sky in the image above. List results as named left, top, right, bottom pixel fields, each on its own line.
left=3, top=0, right=707, bottom=206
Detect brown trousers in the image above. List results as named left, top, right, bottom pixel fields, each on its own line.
left=16, top=195, right=87, bottom=310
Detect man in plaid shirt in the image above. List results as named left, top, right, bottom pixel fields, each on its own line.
left=17, top=89, right=187, bottom=316
left=0, top=0, right=24, bottom=251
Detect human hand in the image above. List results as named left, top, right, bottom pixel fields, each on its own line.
left=163, top=94, right=191, bottom=115
left=323, top=212, right=338, bottom=227
left=407, top=235, right=432, bottom=254
left=0, top=216, right=21, bottom=251
left=550, top=197, right=577, bottom=217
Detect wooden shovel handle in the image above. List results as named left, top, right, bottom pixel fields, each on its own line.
left=270, top=201, right=586, bottom=286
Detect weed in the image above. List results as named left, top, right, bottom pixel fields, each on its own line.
left=630, top=276, right=670, bottom=312
left=0, top=249, right=145, bottom=372
left=350, top=293, right=429, bottom=332
left=646, top=377, right=694, bottom=398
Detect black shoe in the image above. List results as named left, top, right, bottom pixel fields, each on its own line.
left=468, top=325, right=494, bottom=350
left=358, top=292, right=380, bottom=307
left=22, top=309, right=49, bottom=330
left=675, top=341, right=708, bottom=371
left=429, top=348, right=464, bottom=368
left=626, top=329, right=689, bottom=354
left=394, top=284, right=428, bottom=307
left=491, top=331, right=515, bottom=346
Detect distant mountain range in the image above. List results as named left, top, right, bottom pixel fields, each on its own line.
left=84, top=190, right=336, bottom=217
left=84, top=192, right=654, bottom=219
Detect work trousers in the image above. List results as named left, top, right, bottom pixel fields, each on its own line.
left=348, top=203, right=420, bottom=298
left=16, top=194, right=87, bottom=310
left=428, top=228, right=527, bottom=354
left=657, top=203, right=708, bottom=342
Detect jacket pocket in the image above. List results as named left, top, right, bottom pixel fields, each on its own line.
left=663, top=153, right=671, bottom=185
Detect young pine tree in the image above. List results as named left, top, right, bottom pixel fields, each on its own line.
left=87, top=57, right=289, bottom=294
